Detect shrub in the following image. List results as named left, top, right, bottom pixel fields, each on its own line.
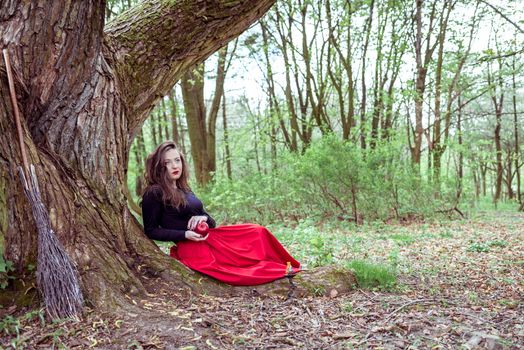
left=203, top=135, right=460, bottom=225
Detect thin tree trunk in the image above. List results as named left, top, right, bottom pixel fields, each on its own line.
left=222, top=92, right=232, bottom=180
left=360, top=0, right=375, bottom=150
left=267, top=15, right=297, bottom=151
left=161, top=97, right=170, bottom=143
left=413, top=0, right=444, bottom=167
left=456, top=93, right=463, bottom=202
left=150, top=111, right=158, bottom=146
left=481, top=162, right=488, bottom=196
left=488, top=62, right=504, bottom=204
left=206, top=46, right=228, bottom=180
left=432, top=5, right=448, bottom=186
left=512, top=56, right=522, bottom=206
left=168, top=89, right=181, bottom=147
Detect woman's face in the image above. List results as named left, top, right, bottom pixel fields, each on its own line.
left=163, top=148, right=183, bottom=181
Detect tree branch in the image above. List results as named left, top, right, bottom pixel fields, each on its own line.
left=104, top=0, right=276, bottom=136
left=477, top=0, right=524, bottom=34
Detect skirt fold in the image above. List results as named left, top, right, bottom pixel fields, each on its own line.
left=170, top=224, right=301, bottom=286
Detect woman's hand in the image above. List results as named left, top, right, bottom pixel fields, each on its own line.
left=185, top=230, right=208, bottom=241
left=187, top=215, right=208, bottom=230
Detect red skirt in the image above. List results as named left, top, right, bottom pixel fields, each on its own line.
left=170, top=224, right=301, bottom=286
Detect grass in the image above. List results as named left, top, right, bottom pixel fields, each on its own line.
left=346, top=260, right=397, bottom=290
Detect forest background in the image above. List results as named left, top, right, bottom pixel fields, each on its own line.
left=123, top=0, right=523, bottom=224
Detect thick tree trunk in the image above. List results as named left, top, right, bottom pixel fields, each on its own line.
left=1, top=0, right=281, bottom=310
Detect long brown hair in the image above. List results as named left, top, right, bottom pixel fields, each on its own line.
left=143, top=141, right=191, bottom=208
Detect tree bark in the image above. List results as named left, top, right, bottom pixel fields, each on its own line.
left=487, top=56, right=504, bottom=204
left=512, top=55, right=522, bottom=206
left=1, top=0, right=280, bottom=310
left=181, top=64, right=210, bottom=186
left=413, top=0, right=446, bottom=166
left=456, top=94, right=463, bottom=202
left=167, top=89, right=182, bottom=150
left=181, top=45, right=228, bottom=186
left=263, top=16, right=295, bottom=151
left=359, top=0, right=375, bottom=150
left=222, top=92, right=232, bottom=180
left=432, top=2, right=452, bottom=185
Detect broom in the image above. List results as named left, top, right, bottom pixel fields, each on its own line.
left=3, top=49, right=84, bottom=320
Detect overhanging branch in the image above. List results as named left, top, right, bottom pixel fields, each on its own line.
left=103, top=0, right=276, bottom=136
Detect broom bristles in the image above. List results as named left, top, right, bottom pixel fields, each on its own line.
left=19, top=165, right=84, bottom=320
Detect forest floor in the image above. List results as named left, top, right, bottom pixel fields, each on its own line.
left=1, top=210, right=523, bottom=349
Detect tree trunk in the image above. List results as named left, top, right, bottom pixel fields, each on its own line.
left=456, top=93, right=463, bottom=202
left=481, top=162, right=488, bottom=196
left=181, top=64, right=211, bottom=186
left=181, top=45, right=228, bottom=186
left=512, top=56, right=522, bottom=206
left=264, top=16, right=295, bottom=151
left=432, top=7, right=447, bottom=186
left=488, top=70, right=504, bottom=204
left=207, top=47, right=228, bottom=178
left=359, top=0, right=375, bottom=150
left=161, top=98, right=170, bottom=144
left=0, top=0, right=283, bottom=310
left=222, top=93, right=232, bottom=180
left=167, top=89, right=181, bottom=150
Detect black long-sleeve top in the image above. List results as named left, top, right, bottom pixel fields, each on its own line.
left=141, top=187, right=216, bottom=242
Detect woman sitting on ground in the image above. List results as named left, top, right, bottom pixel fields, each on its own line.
left=141, top=141, right=300, bottom=286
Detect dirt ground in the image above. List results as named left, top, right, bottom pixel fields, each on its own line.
left=1, top=211, right=523, bottom=349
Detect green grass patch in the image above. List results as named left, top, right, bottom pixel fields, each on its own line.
left=439, top=232, right=453, bottom=238
left=346, top=259, right=397, bottom=291
left=487, top=240, right=508, bottom=248
left=467, top=242, right=490, bottom=252
left=467, top=239, right=509, bottom=253
left=389, top=233, right=416, bottom=246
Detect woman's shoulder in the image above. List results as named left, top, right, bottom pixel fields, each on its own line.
left=142, top=185, right=163, bottom=201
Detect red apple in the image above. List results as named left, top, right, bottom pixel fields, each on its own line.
left=195, top=221, right=209, bottom=235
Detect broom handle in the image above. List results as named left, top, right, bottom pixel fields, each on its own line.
left=2, top=49, right=30, bottom=177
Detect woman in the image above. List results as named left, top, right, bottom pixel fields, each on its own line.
left=141, top=141, right=300, bottom=286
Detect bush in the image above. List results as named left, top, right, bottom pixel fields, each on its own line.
left=203, top=134, right=464, bottom=225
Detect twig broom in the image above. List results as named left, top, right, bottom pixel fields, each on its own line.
left=3, top=49, right=84, bottom=320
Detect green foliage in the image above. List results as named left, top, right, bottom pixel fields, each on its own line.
left=204, top=135, right=462, bottom=225
left=0, top=254, right=14, bottom=289
left=467, top=239, right=508, bottom=253
left=307, top=234, right=335, bottom=268
left=467, top=242, right=490, bottom=252
left=265, top=220, right=337, bottom=268
left=0, top=309, right=45, bottom=348
left=346, top=260, right=397, bottom=290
